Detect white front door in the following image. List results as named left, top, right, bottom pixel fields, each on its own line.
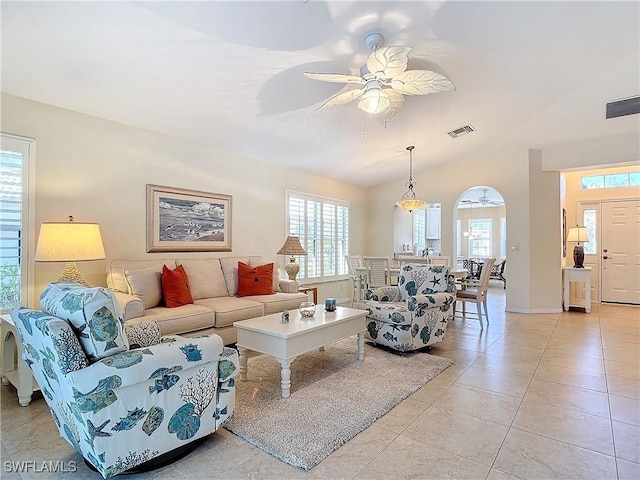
left=601, top=200, right=640, bottom=305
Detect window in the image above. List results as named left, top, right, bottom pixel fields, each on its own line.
left=413, top=210, right=425, bottom=252
left=500, top=217, right=506, bottom=259
left=583, top=209, right=597, bottom=254
left=581, top=172, right=639, bottom=189
left=469, top=218, right=491, bottom=257
left=286, top=190, right=349, bottom=281
left=1, top=135, right=35, bottom=312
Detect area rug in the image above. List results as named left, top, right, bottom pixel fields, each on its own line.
left=225, top=337, right=453, bottom=470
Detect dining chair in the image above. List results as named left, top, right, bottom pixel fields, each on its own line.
left=490, top=259, right=507, bottom=289
left=362, top=256, right=391, bottom=289
left=455, top=257, right=496, bottom=326
left=345, top=254, right=365, bottom=306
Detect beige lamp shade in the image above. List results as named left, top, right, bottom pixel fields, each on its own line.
left=566, top=226, right=589, bottom=244
left=35, top=219, right=106, bottom=287
left=277, top=236, right=307, bottom=281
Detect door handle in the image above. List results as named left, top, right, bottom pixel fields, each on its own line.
left=603, top=256, right=609, bottom=260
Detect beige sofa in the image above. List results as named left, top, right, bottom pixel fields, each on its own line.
left=106, top=256, right=308, bottom=344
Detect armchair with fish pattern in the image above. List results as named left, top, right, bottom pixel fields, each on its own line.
left=10, top=282, right=238, bottom=479
left=360, top=264, right=455, bottom=352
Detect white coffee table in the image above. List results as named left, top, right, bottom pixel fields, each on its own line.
left=234, top=306, right=367, bottom=398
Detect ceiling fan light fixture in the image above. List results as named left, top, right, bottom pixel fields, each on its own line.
left=396, top=146, right=426, bottom=213
left=358, top=82, right=390, bottom=114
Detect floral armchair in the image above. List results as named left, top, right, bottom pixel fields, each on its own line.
left=360, top=264, right=455, bottom=352
left=10, top=282, right=238, bottom=478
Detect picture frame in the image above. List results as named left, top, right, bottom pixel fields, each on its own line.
left=146, top=184, right=232, bottom=253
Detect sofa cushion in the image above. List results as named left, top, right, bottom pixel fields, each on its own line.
left=219, top=256, right=263, bottom=296
left=177, top=259, right=228, bottom=299
left=249, top=258, right=281, bottom=293
left=193, top=297, right=264, bottom=327
left=162, top=264, right=194, bottom=308
left=246, top=292, right=308, bottom=315
left=125, top=264, right=164, bottom=308
left=40, top=282, right=128, bottom=360
left=125, top=304, right=214, bottom=336
left=237, top=262, right=274, bottom=297
left=107, top=259, right=176, bottom=294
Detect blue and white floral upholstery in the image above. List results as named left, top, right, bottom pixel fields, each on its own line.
left=361, top=264, right=456, bottom=352
left=10, top=283, right=238, bottom=479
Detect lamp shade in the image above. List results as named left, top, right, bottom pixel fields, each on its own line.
left=567, top=226, right=589, bottom=244
left=35, top=222, right=106, bottom=262
left=277, top=236, right=307, bottom=256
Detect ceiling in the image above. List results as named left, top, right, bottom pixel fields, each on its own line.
left=2, top=1, right=639, bottom=187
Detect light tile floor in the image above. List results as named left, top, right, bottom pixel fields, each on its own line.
left=1, top=287, right=638, bottom=479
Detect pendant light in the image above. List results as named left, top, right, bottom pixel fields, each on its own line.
left=396, top=146, right=426, bottom=213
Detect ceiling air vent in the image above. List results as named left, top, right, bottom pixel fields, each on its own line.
left=606, top=96, right=640, bottom=119
left=448, top=125, right=475, bottom=138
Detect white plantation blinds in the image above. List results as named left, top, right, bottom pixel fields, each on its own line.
left=0, top=135, right=34, bottom=311
left=286, top=191, right=350, bottom=281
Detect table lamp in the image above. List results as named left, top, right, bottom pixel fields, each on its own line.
left=35, top=216, right=106, bottom=287
left=566, top=225, right=589, bottom=268
left=277, top=235, right=307, bottom=281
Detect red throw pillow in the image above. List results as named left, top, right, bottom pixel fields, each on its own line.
left=161, top=264, right=194, bottom=308
left=237, top=262, right=274, bottom=297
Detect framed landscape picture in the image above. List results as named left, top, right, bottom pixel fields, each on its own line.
left=146, top=184, right=232, bottom=252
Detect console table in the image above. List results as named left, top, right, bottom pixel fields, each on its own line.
left=563, top=267, right=592, bottom=313
left=1, top=313, right=39, bottom=406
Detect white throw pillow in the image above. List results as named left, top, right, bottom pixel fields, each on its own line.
left=124, top=264, right=163, bottom=309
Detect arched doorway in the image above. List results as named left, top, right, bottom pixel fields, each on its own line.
left=454, top=186, right=506, bottom=274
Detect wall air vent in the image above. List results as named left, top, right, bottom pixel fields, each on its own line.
left=606, top=96, right=640, bottom=119
left=448, top=125, right=475, bottom=138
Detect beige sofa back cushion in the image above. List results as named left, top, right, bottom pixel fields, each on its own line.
left=219, top=256, right=263, bottom=296
left=176, top=259, right=229, bottom=299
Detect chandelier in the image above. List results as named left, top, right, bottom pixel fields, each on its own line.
left=396, top=146, right=426, bottom=212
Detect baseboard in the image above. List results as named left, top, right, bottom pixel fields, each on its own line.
left=506, top=307, right=563, bottom=314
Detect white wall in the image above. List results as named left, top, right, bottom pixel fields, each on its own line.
left=1, top=94, right=368, bottom=305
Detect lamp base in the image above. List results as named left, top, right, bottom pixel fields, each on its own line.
left=284, top=258, right=299, bottom=281
left=572, top=244, right=585, bottom=268
left=58, top=262, right=92, bottom=287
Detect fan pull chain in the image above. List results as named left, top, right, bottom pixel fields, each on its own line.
left=360, top=110, right=365, bottom=139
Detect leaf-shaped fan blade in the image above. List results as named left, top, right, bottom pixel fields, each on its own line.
left=390, top=70, right=455, bottom=96
left=384, top=89, right=405, bottom=118
left=366, top=46, right=412, bottom=79
left=315, top=89, right=364, bottom=110
left=304, top=72, right=365, bottom=84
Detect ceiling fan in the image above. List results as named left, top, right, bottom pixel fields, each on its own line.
left=461, top=189, right=504, bottom=206
left=304, top=33, right=455, bottom=117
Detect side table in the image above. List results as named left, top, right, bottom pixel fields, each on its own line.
left=298, top=286, right=318, bottom=304
left=563, top=267, right=592, bottom=313
left=1, top=313, right=39, bottom=406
